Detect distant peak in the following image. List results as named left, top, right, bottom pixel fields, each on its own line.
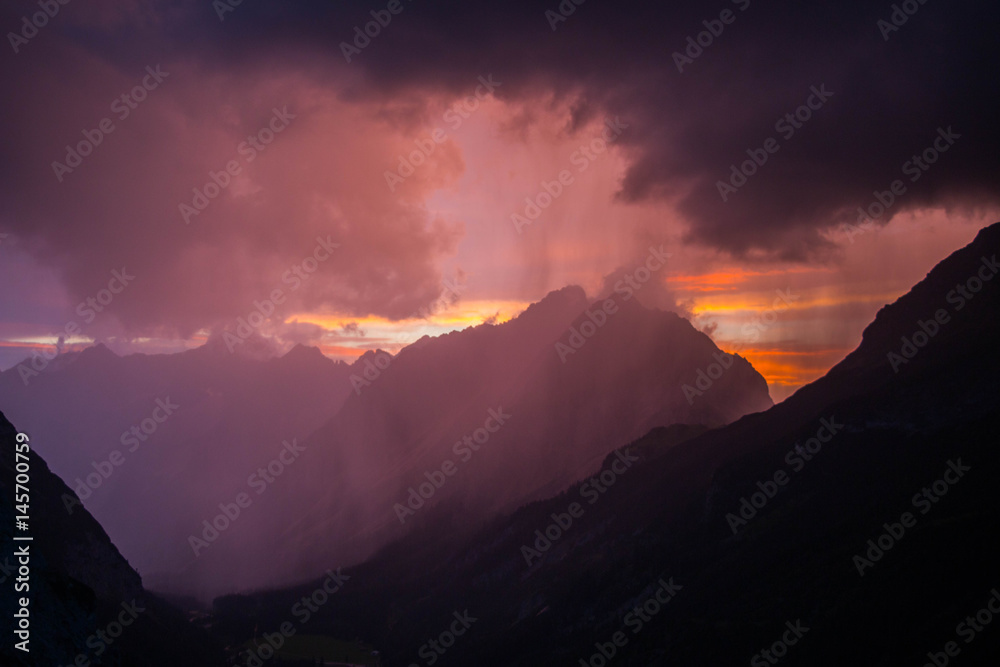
left=352, top=348, right=394, bottom=367
left=973, top=220, right=1000, bottom=243
left=516, top=285, right=589, bottom=320
left=542, top=285, right=588, bottom=304
left=283, top=344, right=327, bottom=361
left=80, top=343, right=117, bottom=360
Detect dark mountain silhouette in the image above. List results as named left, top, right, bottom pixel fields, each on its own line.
left=2, top=283, right=772, bottom=599
left=221, top=286, right=772, bottom=595
left=0, top=339, right=357, bottom=593
left=0, top=411, right=224, bottom=666
left=212, top=223, right=1000, bottom=666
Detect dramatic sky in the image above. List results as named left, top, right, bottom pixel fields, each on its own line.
left=1, top=0, right=997, bottom=400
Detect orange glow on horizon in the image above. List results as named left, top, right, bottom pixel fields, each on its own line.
left=687, top=291, right=900, bottom=316
left=669, top=267, right=824, bottom=293
left=286, top=299, right=532, bottom=332
left=315, top=344, right=367, bottom=359
left=730, top=346, right=852, bottom=396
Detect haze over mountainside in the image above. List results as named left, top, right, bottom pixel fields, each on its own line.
left=2, top=0, right=997, bottom=662
left=277, top=286, right=772, bottom=587
left=0, top=412, right=223, bottom=667
left=2, top=284, right=772, bottom=599
left=215, top=224, right=1000, bottom=666
left=167, top=285, right=771, bottom=596
left=0, top=340, right=357, bottom=592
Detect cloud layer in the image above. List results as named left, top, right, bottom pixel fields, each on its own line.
left=1, top=0, right=997, bottom=341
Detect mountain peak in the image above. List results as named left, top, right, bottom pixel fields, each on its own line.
left=973, top=220, right=1000, bottom=244
left=510, top=285, right=589, bottom=327
left=282, top=343, right=328, bottom=363
left=534, top=285, right=588, bottom=310
left=70, top=342, right=121, bottom=370
left=353, top=348, right=394, bottom=366
left=81, top=342, right=116, bottom=358
left=852, top=220, right=1000, bottom=360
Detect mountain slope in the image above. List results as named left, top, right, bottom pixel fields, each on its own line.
left=0, top=340, right=356, bottom=593
left=214, top=223, right=1000, bottom=666
left=236, top=286, right=772, bottom=594
left=1, top=285, right=773, bottom=599
left=0, top=411, right=223, bottom=666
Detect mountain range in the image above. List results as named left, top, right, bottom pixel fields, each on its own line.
left=0, top=284, right=771, bottom=597
left=207, top=222, right=1000, bottom=665
left=4, top=223, right=998, bottom=664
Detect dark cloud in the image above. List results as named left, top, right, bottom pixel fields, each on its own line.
left=0, top=1, right=465, bottom=336
left=1, top=0, right=997, bottom=341
left=204, top=0, right=997, bottom=258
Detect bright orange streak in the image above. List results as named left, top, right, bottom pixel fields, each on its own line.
left=0, top=341, right=56, bottom=349
left=0, top=340, right=91, bottom=351
left=735, top=347, right=847, bottom=358
left=688, top=291, right=900, bottom=315
left=286, top=300, right=532, bottom=331
left=734, top=346, right=852, bottom=389
left=670, top=267, right=824, bottom=293
left=315, top=344, right=367, bottom=358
